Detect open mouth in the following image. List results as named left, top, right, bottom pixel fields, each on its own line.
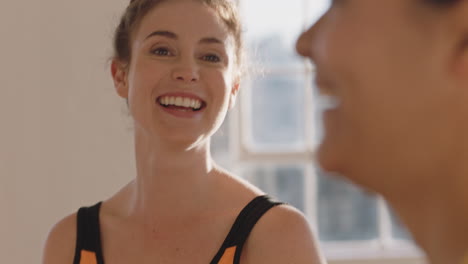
left=157, top=95, right=206, bottom=112
left=316, top=94, right=340, bottom=111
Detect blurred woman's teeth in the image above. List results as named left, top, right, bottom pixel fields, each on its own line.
left=317, top=95, right=340, bottom=111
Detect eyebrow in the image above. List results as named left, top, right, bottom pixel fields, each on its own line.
left=145, top=30, right=177, bottom=40
left=145, top=30, right=224, bottom=45
left=199, top=37, right=223, bottom=45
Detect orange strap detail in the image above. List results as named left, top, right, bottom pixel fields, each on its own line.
left=218, top=246, right=236, bottom=264
left=80, top=250, right=98, bottom=264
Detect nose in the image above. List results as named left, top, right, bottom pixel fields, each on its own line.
left=171, top=59, right=199, bottom=83
left=296, top=27, right=313, bottom=58
left=296, top=16, right=323, bottom=60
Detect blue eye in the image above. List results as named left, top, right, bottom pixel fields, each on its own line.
left=203, top=54, right=221, bottom=62
left=152, top=47, right=171, bottom=56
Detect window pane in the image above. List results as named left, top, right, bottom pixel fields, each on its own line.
left=249, top=74, right=306, bottom=148
left=241, top=0, right=305, bottom=69
left=243, top=165, right=305, bottom=212
left=246, top=34, right=304, bottom=70
left=317, top=169, right=378, bottom=241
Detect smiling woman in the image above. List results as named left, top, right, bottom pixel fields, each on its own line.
left=296, top=0, right=468, bottom=263
left=41, top=0, right=324, bottom=264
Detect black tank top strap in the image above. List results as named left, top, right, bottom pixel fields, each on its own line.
left=210, top=195, right=284, bottom=264
left=73, top=202, right=105, bottom=264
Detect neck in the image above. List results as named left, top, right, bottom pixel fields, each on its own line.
left=385, top=173, right=468, bottom=264
left=127, top=126, right=218, bottom=221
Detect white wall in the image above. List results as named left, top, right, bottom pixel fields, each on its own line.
left=0, top=1, right=133, bottom=263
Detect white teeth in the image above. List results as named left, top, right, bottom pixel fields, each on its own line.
left=175, top=97, right=183, bottom=106
left=158, top=96, right=203, bottom=110
left=183, top=98, right=190, bottom=108
left=316, top=95, right=340, bottom=111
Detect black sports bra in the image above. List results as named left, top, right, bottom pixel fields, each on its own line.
left=73, top=195, right=283, bottom=264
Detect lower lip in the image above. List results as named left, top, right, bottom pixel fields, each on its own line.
left=318, top=105, right=339, bottom=133
left=321, top=107, right=341, bottom=136
left=158, top=104, right=204, bottom=118
left=322, top=108, right=338, bottom=119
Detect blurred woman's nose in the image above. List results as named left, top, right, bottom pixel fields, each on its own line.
left=296, top=27, right=314, bottom=58
left=171, top=59, right=199, bottom=82
left=296, top=16, right=324, bottom=60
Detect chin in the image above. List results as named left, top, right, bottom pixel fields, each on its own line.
left=316, top=138, right=369, bottom=187
left=315, top=136, right=344, bottom=174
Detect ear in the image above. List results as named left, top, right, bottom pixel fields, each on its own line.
left=111, top=59, right=129, bottom=99
left=228, top=81, right=240, bottom=110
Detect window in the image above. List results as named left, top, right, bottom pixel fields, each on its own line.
left=211, top=0, right=425, bottom=262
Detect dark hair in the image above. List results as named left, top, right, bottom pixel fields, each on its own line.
left=113, top=0, right=244, bottom=76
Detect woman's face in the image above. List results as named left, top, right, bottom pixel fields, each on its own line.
left=113, top=0, right=238, bottom=147
left=296, top=0, right=468, bottom=191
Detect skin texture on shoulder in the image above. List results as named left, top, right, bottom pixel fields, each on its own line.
left=241, top=204, right=325, bottom=264
left=42, top=171, right=325, bottom=264
left=42, top=213, right=77, bottom=264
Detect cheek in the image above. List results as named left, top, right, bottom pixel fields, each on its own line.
left=126, top=63, right=165, bottom=121
left=131, top=60, right=166, bottom=93
left=335, top=68, right=450, bottom=176
left=316, top=14, right=457, bottom=180
left=205, top=70, right=232, bottom=99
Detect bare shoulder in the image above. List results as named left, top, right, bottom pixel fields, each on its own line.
left=42, top=213, right=77, bottom=264
left=242, top=204, right=326, bottom=264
